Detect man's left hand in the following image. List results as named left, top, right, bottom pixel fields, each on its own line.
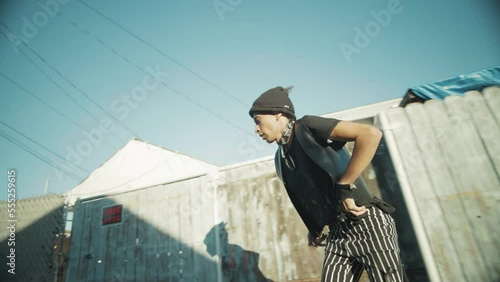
left=341, top=198, right=367, bottom=217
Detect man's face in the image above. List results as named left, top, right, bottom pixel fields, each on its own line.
left=253, top=113, right=281, bottom=144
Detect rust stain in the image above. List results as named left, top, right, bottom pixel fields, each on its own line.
left=445, top=191, right=490, bottom=213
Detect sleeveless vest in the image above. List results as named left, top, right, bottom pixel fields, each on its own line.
left=274, top=121, right=395, bottom=235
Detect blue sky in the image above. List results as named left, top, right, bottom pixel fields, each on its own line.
left=1, top=0, right=499, bottom=199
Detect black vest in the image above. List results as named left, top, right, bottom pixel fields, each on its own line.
left=274, top=121, right=395, bottom=236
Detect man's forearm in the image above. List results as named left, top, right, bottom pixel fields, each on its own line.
left=337, top=128, right=382, bottom=185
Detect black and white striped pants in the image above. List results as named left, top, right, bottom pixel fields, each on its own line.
left=322, top=207, right=406, bottom=282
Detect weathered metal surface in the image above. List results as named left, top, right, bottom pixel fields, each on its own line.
left=66, top=176, right=219, bottom=281
left=65, top=157, right=329, bottom=281
left=379, top=86, right=500, bottom=282
left=217, top=160, right=325, bottom=281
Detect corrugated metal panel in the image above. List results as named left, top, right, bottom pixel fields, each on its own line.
left=378, top=86, right=500, bottom=282
left=217, top=160, right=325, bottom=282
left=65, top=157, right=329, bottom=281
left=66, top=175, right=220, bottom=281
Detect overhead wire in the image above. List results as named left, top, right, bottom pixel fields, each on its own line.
left=0, top=129, right=84, bottom=181
left=48, top=3, right=255, bottom=137
left=0, top=2, right=257, bottom=189
left=77, top=0, right=249, bottom=109
left=0, top=21, right=133, bottom=145
left=0, top=70, right=119, bottom=151
left=0, top=120, right=91, bottom=175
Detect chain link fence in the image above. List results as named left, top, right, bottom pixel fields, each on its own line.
left=0, top=194, right=65, bottom=282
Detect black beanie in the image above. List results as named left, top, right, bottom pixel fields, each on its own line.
left=249, top=86, right=296, bottom=119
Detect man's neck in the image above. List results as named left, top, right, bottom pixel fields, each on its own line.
left=278, top=120, right=295, bottom=145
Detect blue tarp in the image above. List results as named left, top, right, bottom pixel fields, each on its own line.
left=409, top=66, right=500, bottom=101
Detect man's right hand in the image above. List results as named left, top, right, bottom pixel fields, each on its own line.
left=308, top=232, right=327, bottom=247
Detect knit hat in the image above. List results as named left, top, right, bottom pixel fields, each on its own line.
left=249, top=86, right=296, bottom=119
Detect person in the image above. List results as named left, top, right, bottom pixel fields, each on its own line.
left=249, top=86, right=408, bottom=282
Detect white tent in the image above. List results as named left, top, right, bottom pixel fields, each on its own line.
left=65, top=139, right=218, bottom=205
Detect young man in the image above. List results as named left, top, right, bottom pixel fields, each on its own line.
left=249, top=86, right=407, bottom=282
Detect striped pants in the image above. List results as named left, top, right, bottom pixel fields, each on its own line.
left=321, top=207, right=406, bottom=282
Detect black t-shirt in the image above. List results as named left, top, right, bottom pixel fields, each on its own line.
left=280, top=115, right=346, bottom=234
left=300, top=115, right=345, bottom=149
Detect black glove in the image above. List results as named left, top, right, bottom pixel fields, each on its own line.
left=336, top=182, right=354, bottom=202
left=335, top=183, right=368, bottom=221
left=335, top=182, right=396, bottom=220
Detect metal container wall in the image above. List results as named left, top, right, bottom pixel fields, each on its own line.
left=378, top=87, right=500, bottom=282
left=65, top=159, right=325, bottom=282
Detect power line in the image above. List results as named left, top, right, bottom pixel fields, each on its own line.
left=0, top=26, right=124, bottom=147
left=47, top=6, right=254, bottom=137
left=77, top=0, right=249, bottom=109
left=0, top=21, right=140, bottom=142
left=0, top=121, right=90, bottom=175
left=0, top=129, right=84, bottom=181
left=0, top=70, right=119, bottom=151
